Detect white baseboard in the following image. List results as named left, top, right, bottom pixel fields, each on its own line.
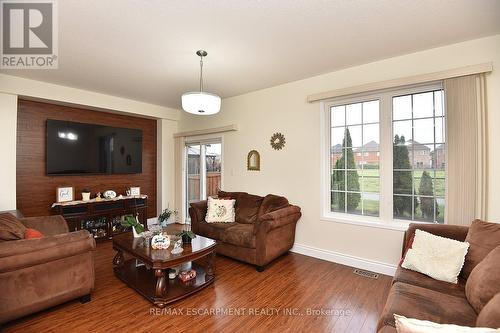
left=290, top=243, right=397, bottom=276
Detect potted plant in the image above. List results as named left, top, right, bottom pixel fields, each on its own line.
left=158, top=207, right=178, bottom=227
left=121, top=215, right=145, bottom=237
left=177, top=230, right=196, bottom=244
left=82, top=188, right=91, bottom=202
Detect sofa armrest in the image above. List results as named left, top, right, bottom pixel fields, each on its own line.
left=254, top=205, right=301, bottom=234
left=20, top=215, right=69, bottom=236
left=189, top=200, right=207, bottom=233
left=402, top=223, right=469, bottom=255
left=0, top=230, right=95, bottom=273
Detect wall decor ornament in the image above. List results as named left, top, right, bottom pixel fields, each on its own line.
left=56, top=186, right=74, bottom=203
left=129, top=186, right=141, bottom=196
left=270, top=132, right=286, bottom=150
left=247, top=150, right=261, bottom=171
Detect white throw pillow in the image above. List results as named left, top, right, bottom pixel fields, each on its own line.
left=205, top=197, right=235, bottom=223
left=402, top=229, right=469, bottom=283
left=394, top=314, right=499, bottom=333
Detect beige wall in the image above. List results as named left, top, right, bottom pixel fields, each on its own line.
left=0, top=76, right=180, bottom=215
left=0, top=93, right=18, bottom=211
left=179, top=34, right=500, bottom=272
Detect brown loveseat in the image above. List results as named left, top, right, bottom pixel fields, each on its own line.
left=377, top=221, right=500, bottom=332
left=0, top=213, right=96, bottom=324
left=189, top=190, right=301, bottom=271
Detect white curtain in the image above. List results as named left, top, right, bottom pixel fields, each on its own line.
left=444, top=74, right=487, bottom=226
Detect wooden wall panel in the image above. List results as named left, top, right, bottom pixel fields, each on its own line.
left=16, top=100, right=157, bottom=218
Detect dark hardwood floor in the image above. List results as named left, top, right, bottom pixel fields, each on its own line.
left=4, top=239, right=392, bottom=333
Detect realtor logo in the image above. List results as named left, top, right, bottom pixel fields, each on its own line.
left=1, top=0, right=58, bottom=69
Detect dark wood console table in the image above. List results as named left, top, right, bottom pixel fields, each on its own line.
left=51, top=196, right=148, bottom=241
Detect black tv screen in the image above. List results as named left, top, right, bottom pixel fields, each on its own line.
left=46, top=119, right=143, bottom=175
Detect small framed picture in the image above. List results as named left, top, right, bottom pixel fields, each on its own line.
left=56, top=186, right=74, bottom=203
left=130, top=186, right=141, bottom=196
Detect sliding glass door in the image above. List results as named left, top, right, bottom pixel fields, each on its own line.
left=185, top=140, right=222, bottom=220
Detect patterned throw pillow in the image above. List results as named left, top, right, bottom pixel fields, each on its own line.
left=205, top=197, right=235, bottom=223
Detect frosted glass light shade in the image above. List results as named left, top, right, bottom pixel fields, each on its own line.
left=181, top=92, right=221, bottom=115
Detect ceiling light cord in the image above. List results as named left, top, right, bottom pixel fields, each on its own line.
left=199, top=56, right=204, bottom=93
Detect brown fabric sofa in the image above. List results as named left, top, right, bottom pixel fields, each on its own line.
left=189, top=190, right=301, bottom=271
left=377, top=221, right=500, bottom=332
left=0, top=213, right=96, bottom=324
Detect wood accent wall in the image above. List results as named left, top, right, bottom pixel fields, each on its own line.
left=16, top=100, right=157, bottom=218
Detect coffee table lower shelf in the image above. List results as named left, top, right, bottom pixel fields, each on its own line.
left=114, top=259, right=214, bottom=307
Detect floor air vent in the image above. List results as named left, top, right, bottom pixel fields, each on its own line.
left=353, top=269, right=379, bottom=279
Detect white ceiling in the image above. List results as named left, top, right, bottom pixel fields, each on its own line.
left=2, top=0, right=500, bottom=109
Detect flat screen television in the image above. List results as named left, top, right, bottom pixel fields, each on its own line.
left=46, top=119, right=143, bottom=175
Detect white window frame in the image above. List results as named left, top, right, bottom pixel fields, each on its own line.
left=320, top=82, right=444, bottom=231
left=182, top=134, right=224, bottom=223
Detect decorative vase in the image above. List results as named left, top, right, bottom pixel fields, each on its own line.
left=82, top=192, right=91, bottom=201
left=182, top=234, right=192, bottom=244
left=132, top=226, right=141, bottom=238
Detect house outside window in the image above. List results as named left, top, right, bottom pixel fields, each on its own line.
left=185, top=140, right=222, bottom=220
left=323, top=83, right=446, bottom=226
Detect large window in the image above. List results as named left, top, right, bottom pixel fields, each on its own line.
left=330, top=100, right=380, bottom=216
left=324, top=84, right=446, bottom=225
left=185, top=140, right=222, bottom=218
left=392, top=90, right=445, bottom=223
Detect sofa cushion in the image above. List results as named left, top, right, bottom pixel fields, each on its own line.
left=219, top=190, right=264, bottom=224
left=220, top=223, right=256, bottom=248
left=394, top=314, right=496, bottom=333
left=257, top=194, right=289, bottom=217
left=0, top=213, right=27, bottom=241
left=393, top=266, right=466, bottom=298
left=205, top=197, right=235, bottom=223
left=378, top=282, right=477, bottom=331
left=462, top=219, right=500, bottom=278
left=466, top=245, right=500, bottom=313
left=196, top=221, right=237, bottom=240
left=401, top=229, right=469, bottom=283
left=476, top=293, right=500, bottom=329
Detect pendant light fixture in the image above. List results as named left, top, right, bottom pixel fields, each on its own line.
left=181, top=50, right=221, bottom=115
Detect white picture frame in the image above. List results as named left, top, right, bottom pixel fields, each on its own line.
left=130, top=186, right=141, bottom=196
left=56, top=186, right=74, bottom=203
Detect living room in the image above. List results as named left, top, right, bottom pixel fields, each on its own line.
left=1, top=1, right=500, bottom=332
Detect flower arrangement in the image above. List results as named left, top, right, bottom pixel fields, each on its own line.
left=158, top=206, right=178, bottom=227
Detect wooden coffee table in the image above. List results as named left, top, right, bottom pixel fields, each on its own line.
left=112, top=231, right=216, bottom=308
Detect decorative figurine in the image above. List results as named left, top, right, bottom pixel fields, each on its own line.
left=151, top=234, right=170, bottom=250
left=103, top=190, right=116, bottom=199
left=95, top=192, right=102, bottom=201
left=171, top=239, right=183, bottom=254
